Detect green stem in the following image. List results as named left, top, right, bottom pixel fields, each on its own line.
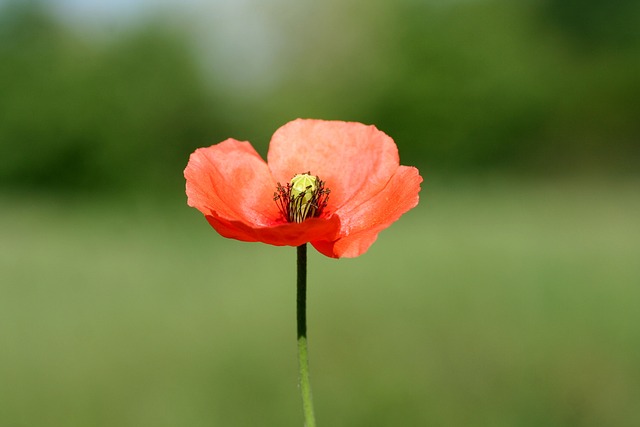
left=297, top=243, right=316, bottom=427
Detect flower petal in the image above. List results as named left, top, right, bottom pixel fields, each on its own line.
left=311, top=229, right=380, bottom=259
left=184, top=139, right=279, bottom=226
left=267, top=119, right=401, bottom=214
left=205, top=212, right=341, bottom=247
left=311, top=166, right=422, bottom=258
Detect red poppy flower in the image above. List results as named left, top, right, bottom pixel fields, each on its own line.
left=184, top=119, right=422, bottom=258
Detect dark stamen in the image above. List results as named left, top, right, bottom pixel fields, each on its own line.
left=274, top=173, right=330, bottom=223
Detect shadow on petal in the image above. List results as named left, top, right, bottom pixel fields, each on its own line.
left=206, top=213, right=342, bottom=248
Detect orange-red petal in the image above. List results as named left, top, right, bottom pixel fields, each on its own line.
left=185, top=139, right=279, bottom=226
left=184, top=138, right=342, bottom=247
left=267, top=119, right=401, bottom=215
left=205, top=212, right=341, bottom=247
left=311, top=166, right=422, bottom=258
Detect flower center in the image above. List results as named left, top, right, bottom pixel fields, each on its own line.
left=274, top=172, right=330, bottom=223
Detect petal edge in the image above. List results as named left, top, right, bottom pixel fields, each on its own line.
left=314, top=166, right=422, bottom=258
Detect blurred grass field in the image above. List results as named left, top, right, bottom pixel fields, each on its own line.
left=1, top=178, right=640, bottom=427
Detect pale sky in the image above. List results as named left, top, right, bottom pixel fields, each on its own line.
left=28, top=0, right=281, bottom=91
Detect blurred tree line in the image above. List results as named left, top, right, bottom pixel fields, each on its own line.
left=1, top=0, right=638, bottom=195
left=259, top=0, right=640, bottom=174
left=0, top=1, right=228, bottom=194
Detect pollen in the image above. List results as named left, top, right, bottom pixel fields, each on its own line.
left=274, top=172, right=330, bottom=223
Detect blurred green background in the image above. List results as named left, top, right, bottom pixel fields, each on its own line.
left=1, top=0, right=639, bottom=426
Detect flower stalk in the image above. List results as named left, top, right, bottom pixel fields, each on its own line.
left=297, top=243, right=316, bottom=427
